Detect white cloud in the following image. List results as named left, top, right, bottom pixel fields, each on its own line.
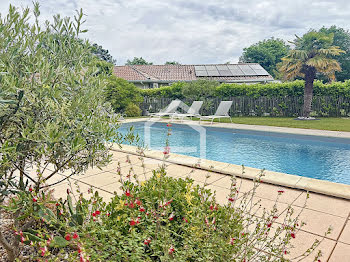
left=1, top=0, right=350, bottom=65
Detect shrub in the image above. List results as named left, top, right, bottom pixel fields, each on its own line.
left=105, top=76, right=143, bottom=113
left=181, top=79, right=219, bottom=100
left=3, top=164, right=329, bottom=261
left=125, top=103, right=142, bottom=117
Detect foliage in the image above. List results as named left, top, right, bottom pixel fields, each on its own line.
left=181, top=80, right=219, bottom=100
left=240, top=38, right=290, bottom=78
left=279, top=30, right=345, bottom=117
left=3, top=162, right=328, bottom=261
left=104, top=76, right=143, bottom=113
left=91, top=43, right=116, bottom=64
left=126, top=57, right=153, bottom=65
left=165, top=61, right=180, bottom=65
left=141, top=80, right=350, bottom=99
left=125, top=103, right=142, bottom=117
left=0, top=3, right=122, bottom=260
left=319, top=26, right=350, bottom=81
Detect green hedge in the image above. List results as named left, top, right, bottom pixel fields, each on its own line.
left=140, top=80, right=350, bottom=99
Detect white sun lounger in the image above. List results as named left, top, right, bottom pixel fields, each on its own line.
left=199, top=101, right=233, bottom=125
left=172, top=101, right=203, bottom=121
left=149, top=100, right=182, bottom=118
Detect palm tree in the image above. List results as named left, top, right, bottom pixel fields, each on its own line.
left=279, top=31, right=345, bottom=118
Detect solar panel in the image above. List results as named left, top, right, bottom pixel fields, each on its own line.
left=216, top=65, right=229, bottom=70
left=207, top=70, right=220, bottom=76
left=195, top=70, right=208, bottom=76
left=205, top=65, right=217, bottom=71
left=238, top=65, right=256, bottom=75
left=218, top=70, right=232, bottom=76
left=194, top=65, right=206, bottom=70
left=227, top=65, right=244, bottom=76
left=249, top=64, right=263, bottom=70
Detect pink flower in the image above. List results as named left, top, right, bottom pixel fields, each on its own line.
left=135, top=199, right=142, bottom=206
left=107, top=213, right=110, bottom=217
left=129, top=202, right=135, bottom=209
left=65, top=234, right=71, bottom=241
left=212, top=217, right=216, bottom=224
left=40, top=246, right=47, bottom=257
left=168, top=246, right=175, bottom=255
left=139, top=207, right=146, bottom=212
left=32, top=198, right=37, bottom=202
left=182, top=217, right=188, bottom=223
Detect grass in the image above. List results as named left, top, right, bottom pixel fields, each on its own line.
left=125, top=116, right=350, bottom=132
left=200, top=117, right=350, bottom=132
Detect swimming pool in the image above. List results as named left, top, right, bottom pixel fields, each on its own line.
left=119, top=121, right=350, bottom=185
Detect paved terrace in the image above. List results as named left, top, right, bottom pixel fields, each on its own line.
left=51, top=149, right=350, bottom=262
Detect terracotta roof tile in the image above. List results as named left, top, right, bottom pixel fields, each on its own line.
left=113, top=64, right=273, bottom=82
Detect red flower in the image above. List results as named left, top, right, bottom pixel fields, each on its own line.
left=209, top=204, right=214, bottom=210
left=73, top=232, right=79, bottom=239
left=229, top=238, right=235, bottom=245
left=228, top=197, right=235, bottom=202
left=32, top=198, right=37, bottom=202
left=129, top=202, right=135, bottom=209
left=65, top=234, right=71, bottom=241
left=284, top=250, right=287, bottom=255
left=273, top=216, right=278, bottom=219
left=125, top=190, right=131, bottom=197
left=55, top=203, right=59, bottom=207
left=168, top=213, right=175, bottom=221
left=92, top=212, right=96, bottom=217
left=166, top=123, right=172, bottom=127
left=278, top=190, right=285, bottom=194
left=130, top=219, right=136, bottom=226
left=291, top=232, right=296, bottom=239
left=144, top=238, right=151, bottom=245
left=139, top=207, right=146, bottom=212
left=168, top=246, right=175, bottom=255
left=214, top=204, right=218, bottom=211
left=135, top=199, right=142, bottom=206
left=95, top=210, right=101, bottom=215
left=67, top=189, right=70, bottom=195
left=29, top=186, right=33, bottom=192
left=212, top=217, right=216, bottom=224
left=267, top=223, right=272, bottom=228
left=107, top=213, right=110, bottom=217
left=182, top=217, right=188, bottom=223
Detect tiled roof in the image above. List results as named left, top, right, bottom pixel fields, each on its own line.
left=113, top=64, right=274, bottom=82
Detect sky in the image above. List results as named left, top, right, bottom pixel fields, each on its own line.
left=1, top=0, right=350, bottom=65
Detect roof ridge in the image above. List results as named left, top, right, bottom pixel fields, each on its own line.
left=128, top=65, right=160, bottom=81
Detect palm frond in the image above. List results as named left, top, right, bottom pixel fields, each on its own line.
left=317, top=46, right=346, bottom=56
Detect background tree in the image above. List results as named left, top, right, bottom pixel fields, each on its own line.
left=240, top=38, right=290, bottom=78
left=165, top=61, right=180, bottom=65
left=126, top=57, right=153, bottom=65
left=279, top=31, right=345, bottom=118
left=319, top=26, right=350, bottom=81
left=104, top=76, right=143, bottom=114
left=91, top=43, right=116, bottom=64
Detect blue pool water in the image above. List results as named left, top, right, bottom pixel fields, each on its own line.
left=119, top=122, right=350, bottom=185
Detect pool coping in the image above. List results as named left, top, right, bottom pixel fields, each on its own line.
left=123, top=118, right=350, bottom=139
left=117, top=119, right=350, bottom=200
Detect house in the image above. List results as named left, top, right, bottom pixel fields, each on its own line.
left=113, top=63, right=274, bottom=89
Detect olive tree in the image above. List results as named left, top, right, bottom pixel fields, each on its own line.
left=0, top=4, right=121, bottom=259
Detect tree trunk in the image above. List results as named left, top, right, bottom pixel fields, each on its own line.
left=302, top=67, right=316, bottom=117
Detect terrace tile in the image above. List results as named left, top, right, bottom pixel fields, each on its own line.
left=286, top=206, right=346, bottom=240
left=286, top=230, right=336, bottom=262
left=328, top=242, right=350, bottom=262
left=293, top=192, right=350, bottom=218
left=339, top=221, right=350, bottom=245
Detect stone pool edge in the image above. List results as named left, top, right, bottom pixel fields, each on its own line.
left=111, top=143, right=350, bottom=200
